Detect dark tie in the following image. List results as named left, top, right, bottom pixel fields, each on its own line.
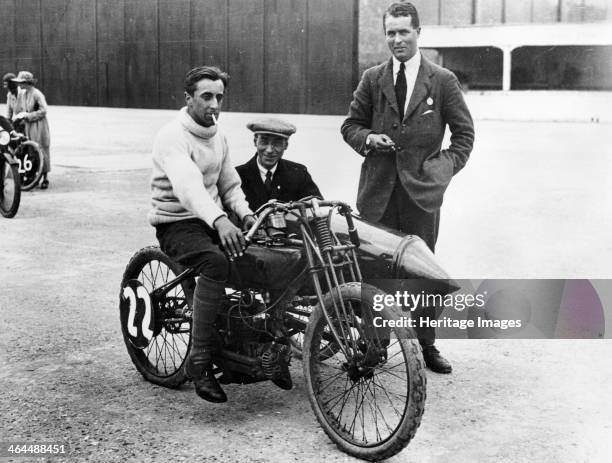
left=395, top=62, right=407, bottom=121
left=264, top=170, right=273, bottom=195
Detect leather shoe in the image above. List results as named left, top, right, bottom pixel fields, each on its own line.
left=185, top=356, right=227, bottom=403
left=421, top=345, right=452, bottom=374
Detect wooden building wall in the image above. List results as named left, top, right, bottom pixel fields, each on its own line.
left=0, top=0, right=358, bottom=114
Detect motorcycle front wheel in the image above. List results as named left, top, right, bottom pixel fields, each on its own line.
left=15, top=141, right=44, bottom=191
left=119, top=246, right=194, bottom=388
left=1, top=159, right=21, bottom=218
left=302, top=282, right=426, bottom=461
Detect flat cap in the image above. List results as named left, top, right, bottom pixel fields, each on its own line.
left=247, top=117, right=296, bottom=139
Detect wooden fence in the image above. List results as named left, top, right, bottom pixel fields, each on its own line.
left=0, top=0, right=358, bottom=114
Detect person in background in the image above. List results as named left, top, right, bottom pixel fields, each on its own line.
left=12, top=71, right=51, bottom=189
left=3, top=73, right=19, bottom=120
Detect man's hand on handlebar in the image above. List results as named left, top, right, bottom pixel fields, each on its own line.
left=214, top=215, right=246, bottom=260
left=242, top=214, right=256, bottom=232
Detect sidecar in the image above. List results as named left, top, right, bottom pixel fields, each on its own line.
left=282, top=210, right=458, bottom=356
left=330, top=212, right=457, bottom=285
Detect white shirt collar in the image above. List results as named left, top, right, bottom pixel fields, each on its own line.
left=256, top=156, right=278, bottom=183
left=392, top=50, right=421, bottom=80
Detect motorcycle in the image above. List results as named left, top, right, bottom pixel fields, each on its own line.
left=119, top=197, right=453, bottom=461
left=10, top=118, right=45, bottom=191
left=0, top=126, right=21, bottom=218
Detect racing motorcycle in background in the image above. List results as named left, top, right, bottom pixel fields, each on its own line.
left=11, top=118, right=45, bottom=191
left=119, top=197, right=455, bottom=461
left=0, top=126, right=21, bottom=218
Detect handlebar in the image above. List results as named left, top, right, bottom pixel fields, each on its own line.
left=244, top=197, right=358, bottom=246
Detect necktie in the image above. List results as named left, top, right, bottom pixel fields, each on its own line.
left=264, top=170, right=273, bottom=195
left=395, top=62, right=407, bottom=121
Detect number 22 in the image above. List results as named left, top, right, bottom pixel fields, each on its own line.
left=122, top=286, right=153, bottom=341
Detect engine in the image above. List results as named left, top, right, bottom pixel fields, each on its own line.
left=218, top=290, right=292, bottom=383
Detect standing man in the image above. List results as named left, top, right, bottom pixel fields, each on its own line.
left=236, top=117, right=322, bottom=211
left=149, top=66, right=255, bottom=403
left=2, top=73, right=19, bottom=119
left=341, top=2, right=474, bottom=374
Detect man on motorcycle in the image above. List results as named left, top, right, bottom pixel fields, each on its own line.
left=148, top=66, right=256, bottom=403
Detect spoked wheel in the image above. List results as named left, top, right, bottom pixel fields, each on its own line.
left=119, top=246, right=194, bottom=388
left=303, top=282, right=426, bottom=461
left=285, top=296, right=340, bottom=361
left=0, top=159, right=21, bottom=218
left=15, top=141, right=44, bottom=191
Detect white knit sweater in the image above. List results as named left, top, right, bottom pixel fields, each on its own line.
left=148, top=107, right=252, bottom=227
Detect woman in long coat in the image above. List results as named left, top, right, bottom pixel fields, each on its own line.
left=12, top=71, right=51, bottom=189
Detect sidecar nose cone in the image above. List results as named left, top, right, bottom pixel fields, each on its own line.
left=393, top=235, right=460, bottom=292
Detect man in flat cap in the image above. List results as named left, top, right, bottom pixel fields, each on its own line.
left=3, top=73, right=19, bottom=119
left=236, top=117, right=322, bottom=211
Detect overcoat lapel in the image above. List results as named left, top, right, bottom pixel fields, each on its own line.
left=246, top=155, right=268, bottom=206
left=270, top=160, right=284, bottom=199
left=380, top=59, right=400, bottom=117
left=404, top=58, right=432, bottom=121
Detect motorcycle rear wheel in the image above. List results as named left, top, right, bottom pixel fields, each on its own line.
left=302, top=282, right=426, bottom=461
left=1, top=160, right=21, bottom=218
left=119, top=246, right=194, bottom=388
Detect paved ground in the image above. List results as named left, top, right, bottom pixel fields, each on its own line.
left=1, top=105, right=611, bottom=462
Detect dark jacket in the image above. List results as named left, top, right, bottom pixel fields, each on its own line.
left=0, top=115, right=13, bottom=132
left=236, top=155, right=322, bottom=211
left=341, top=55, right=474, bottom=219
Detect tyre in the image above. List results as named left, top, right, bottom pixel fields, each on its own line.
left=15, top=141, right=44, bottom=191
left=303, top=282, right=426, bottom=461
left=119, top=246, right=194, bottom=388
left=0, top=159, right=21, bottom=218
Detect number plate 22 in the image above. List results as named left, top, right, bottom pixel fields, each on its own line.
left=120, top=280, right=155, bottom=349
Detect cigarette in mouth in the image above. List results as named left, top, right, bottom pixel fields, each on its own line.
left=211, top=114, right=217, bottom=125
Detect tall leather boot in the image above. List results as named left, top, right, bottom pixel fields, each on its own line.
left=185, top=275, right=227, bottom=403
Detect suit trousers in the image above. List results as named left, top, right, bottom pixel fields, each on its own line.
left=379, top=178, right=441, bottom=347
left=379, top=177, right=440, bottom=252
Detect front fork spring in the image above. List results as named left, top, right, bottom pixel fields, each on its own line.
left=313, top=216, right=332, bottom=249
